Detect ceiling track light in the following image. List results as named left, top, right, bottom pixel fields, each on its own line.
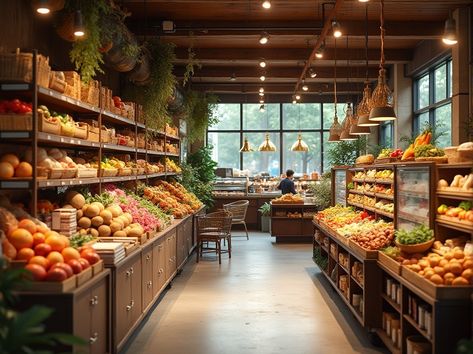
left=259, top=87, right=264, bottom=93
left=262, top=0, right=271, bottom=9
left=230, top=73, right=236, bottom=81
left=302, top=80, right=308, bottom=91
left=332, top=20, right=342, bottom=38
left=315, top=43, right=325, bottom=59
left=358, top=0, right=369, bottom=2
left=295, top=94, right=301, bottom=100
left=259, top=99, right=265, bottom=104
left=259, top=92, right=265, bottom=97
left=259, top=59, right=267, bottom=68
left=36, top=0, right=51, bottom=14
left=73, top=10, right=85, bottom=38
left=309, top=68, right=317, bottom=78
left=442, top=12, right=458, bottom=45
left=260, top=75, right=266, bottom=82
left=34, top=0, right=64, bottom=15
left=259, top=32, right=269, bottom=45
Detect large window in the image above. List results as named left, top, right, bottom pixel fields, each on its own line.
left=413, top=59, right=452, bottom=147
left=207, top=103, right=338, bottom=175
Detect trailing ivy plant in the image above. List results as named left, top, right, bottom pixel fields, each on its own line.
left=182, top=35, right=201, bottom=87
left=183, top=90, right=219, bottom=143
left=124, top=40, right=176, bottom=130
left=67, top=0, right=110, bottom=82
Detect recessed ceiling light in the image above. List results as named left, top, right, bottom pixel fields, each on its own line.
left=262, top=1, right=271, bottom=9
left=260, top=75, right=266, bottom=81
left=295, top=94, right=301, bottom=100
left=36, top=0, right=51, bottom=14
left=259, top=92, right=264, bottom=97
left=259, top=87, right=264, bottom=93
left=259, top=32, right=269, bottom=45
left=259, top=59, right=267, bottom=68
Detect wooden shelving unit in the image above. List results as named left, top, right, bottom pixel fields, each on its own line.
left=270, top=202, right=317, bottom=242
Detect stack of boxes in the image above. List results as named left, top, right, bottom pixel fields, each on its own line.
left=52, top=208, right=77, bottom=237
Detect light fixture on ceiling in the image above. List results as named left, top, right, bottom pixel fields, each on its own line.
left=230, top=73, right=237, bottom=81
left=240, top=137, right=253, bottom=152
left=259, top=92, right=265, bottom=97
left=73, top=10, right=85, bottom=37
left=351, top=103, right=371, bottom=134
left=442, top=12, right=458, bottom=45
left=259, top=59, right=267, bottom=68
left=259, top=133, right=277, bottom=152
left=292, top=99, right=297, bottom=104
left=259, top=104, right=265, bottom=112
left=295, top=94, right=301, bottom=100
left=262, top=0, right=271, bottom=9
left=309, top=68, right=317, bottom=78
left=369, top=0, right=396, bottom=122
left=315, top=43, right=325, bottom=59
left=259, top=87, right=264, bottom=93
left=358, top=0, right=369, bottom=2
left=332, top=20, right=342, bottom=38
left=328, top=38, right=342, bottom=142
left=260, top=75, right=266, bottom=81
left=259, top=32, right=269, bottom=45
left=291, top=104, right=309, bottom=152
left=259, top=98, right=265, bottom=104
left=358, top=4, right=378, bottom=128
left=339, top=103, right=358, bottom=141
left=36, top=0, right=51, bottom=14
left=302, top=80, right=308, bottom=91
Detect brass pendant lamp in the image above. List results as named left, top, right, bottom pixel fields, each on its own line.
left=357, top=3, right=379, bottom=128
left=240, top=136, right=253, bottom=152
left=258, top=100, right=277, bottom=152
left=369, top=0, right=396, bottom=122
left=291, top=103, right=309, bottom=152
left=328, top=38, right=342, bottom=142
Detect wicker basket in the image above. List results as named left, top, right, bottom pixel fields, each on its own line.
left=0, top=50, right=50, bottom=87
left=49, top=71, right=66, bottom=93
left=49, top=168, right=65, bottom=179
left=62, top=168, right=77, bottom=179
left=87, top=125, right=100, bottom=142
left=36, top=166, right=49, bottom=179
left=0, top=113, right=32, bottom=131
left=77, top=168, right=98, bottom=178
left=74, top=122, right=88, bottom=140
left=80, top=80, right=100, bottom=106
left=100, top=168, right=118, bottom=177
left=39, top=113, right=61, bottom=135
left=100, top=127, right=111, bottom=143
left=60, top=123, right=75, bottom=137
left=118, top=167, right=132, bottom=176
left=63, top=71, right=81, bottom=99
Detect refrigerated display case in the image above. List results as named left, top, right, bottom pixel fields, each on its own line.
left=332, top=167, right=351, bottom=207
left=395, top=162, right=435, bottom=230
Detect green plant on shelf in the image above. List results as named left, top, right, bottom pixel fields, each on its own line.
left=308, top=178, right=332, bottom=211
left=313, top=247, right=328, bottom=271
left=0, top=259, right=86, bottom=353
left=258, top=202, right=271, bottom=216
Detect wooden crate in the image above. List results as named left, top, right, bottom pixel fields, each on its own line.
left=378, top=251, right=402, bottom=275
left=401, top=266, right=473, bottom=300
left=73, top=122, right=88, bottom=139
left=49, top=71, right=66, bottom=93
left=76, top=266, right=93, bottom=287
left=0, top=50, right=50, bottom=87
left=16, top=275, right=77, bottom=293
left=92, top=260, right=104, bottom=276
left=63, top=71, right=81, bottom=99
left=39, top=113, right=61, bottom=135
left=0, top=113, right=32, bottom=130
left=348, top=239, right=378, bottom=260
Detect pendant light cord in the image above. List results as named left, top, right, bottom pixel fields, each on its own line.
left=334, top=38, right=337, bottom=115
left=380, top=0, right=385, bottom=69
left=365, top=4, right=369, bottom=82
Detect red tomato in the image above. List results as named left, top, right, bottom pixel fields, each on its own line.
left=45, top=267, right=68, bottom=282
left=67, top=259, right=83, bottom=274
left=51, top=262, right=73, bottom=278
left=81, top=250, right=100, bottom=265
left=25, top=263, right=47, bottom=281
left=78, top=258, right=90, bottom=269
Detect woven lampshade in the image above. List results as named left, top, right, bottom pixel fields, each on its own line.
left=357, top=84, right=379, bottom=127
left=350, top=110, right=371, bottom=135
left=240, top=137, right=253, bottom=152
left=339, top=103, right=358, bottom=141
left=258, top=133, right=277, bottom=152
left=290, top=133, right=309, bottom=152
left=328, top=113, right=342, bottom=142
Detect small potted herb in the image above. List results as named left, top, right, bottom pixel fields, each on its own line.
left=258, top=202, right=271, bottom=232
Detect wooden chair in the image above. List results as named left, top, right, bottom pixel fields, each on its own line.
left=196, top=210, right=232, bottom=264
left=223, top=200, right=249, bottom=240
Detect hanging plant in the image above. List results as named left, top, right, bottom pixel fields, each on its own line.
left=183, top=90, right=219, bottom=143
left=124, top=40, right=177, bottom=130
left=182, top=34, right=201, bottom=87
left=66, top=0, right=110, bottom=83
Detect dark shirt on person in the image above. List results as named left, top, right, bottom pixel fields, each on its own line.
left=278, top=178, right=296, bottom=195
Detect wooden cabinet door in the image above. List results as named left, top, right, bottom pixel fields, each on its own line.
left=185, top=218, right=193, bottom=256
left=176, top=223, right=185, bottom=268
left=152, top=239, right=164, bottom=296
left=141, top=248, right=154, bottom=311
left=169, top=232, right=177, bottom=277
left=129, top=255, right=143, bottom=327
left=73, top=290, right=92, bottom=354
left=157, top=238, right=166, bottom=290
left=89, top=277, right=108, bottom=354
left=115, top=263, right=133, bottom=344
left=164, top=233, right=173, bottom=281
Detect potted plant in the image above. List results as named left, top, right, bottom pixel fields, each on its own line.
left=258, top=202, right=271, bottom=232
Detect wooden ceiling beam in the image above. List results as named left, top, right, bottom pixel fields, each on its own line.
left=216, top=93, right=359, bottom=104
left=174, top=47, right=412, bottom=63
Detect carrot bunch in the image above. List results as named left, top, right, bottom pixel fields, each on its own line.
left=401, top=129, right=432, bottom=160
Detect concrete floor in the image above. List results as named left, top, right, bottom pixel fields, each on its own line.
left=121, top=232, right=387, bottom=354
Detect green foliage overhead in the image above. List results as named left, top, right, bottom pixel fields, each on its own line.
left=183, top=91, right=219, bottom=143
left=67, top=0, right=110, bottom=83
left=124, top=40, right=176, bottom=130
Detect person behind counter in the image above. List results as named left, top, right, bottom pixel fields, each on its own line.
left=277, top=169, right=296, bottom=194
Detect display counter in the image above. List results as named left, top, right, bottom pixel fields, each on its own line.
left=270, top=202, right=317, bottom=242
left=212, top=193, right=278, bottom=230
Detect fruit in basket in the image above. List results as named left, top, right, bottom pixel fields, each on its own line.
left=0, top=162, right=14, bottom=179
left=34, top=243, right=51, bottom=257
left=66, top=191, right=86, bottom=209
left=14, top=162, right=33, bottom=177
left=67, top=259, right=83, bottom=274
left=8, top=228, right=34, bottom=250
left=0, top=99, right=32, bottom=114
left=45, top=267, right=68, bottom=282
left=46, top=251, right=64, bottom=266
left=61, top=247, right=80, bottom=262
left=45, top=235, right=66, bottom=252
left=81, top=249, right=100, bottom=265
left=0, top=154, right=20, bottom=168
left=18, top=219, right=37, bottom=234
left=16, top=248, right=35, bottom=261
left=2, top=238, right=17, bottom=259
left=401, top=128, right=432, bottom=160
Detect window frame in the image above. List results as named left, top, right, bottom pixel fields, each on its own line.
left=412, top=58, right=452, bottom=137
left=207, top=103, right=333, bottom=174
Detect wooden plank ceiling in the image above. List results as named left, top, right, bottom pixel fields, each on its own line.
left=123, top=0, right=471, bottom=102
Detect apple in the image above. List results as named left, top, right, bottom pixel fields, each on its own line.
left=67, top=259, right=83, bottom=274
left=81, top=250, right=100, bottom=265
left=51, top=262, right=73, bottom=278
left=78, top=258, right=90, bottom=269
left=45, top=267, right=68, bottom=282
left=34, top=243, right=52, bottom=257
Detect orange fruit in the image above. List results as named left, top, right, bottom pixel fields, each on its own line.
left=0, top=162, right=14, bottom=179
left=14, top=161, right=33, bottom=177
left=18, top=219, right=37, bottom=234
left=36, top=225, right=50, bottom=234
left=44, top=230, right=60, bottom=239
left=32, top=232, right=46, bottom=246
left=60, top=235, right=70, bottom=248
left=29, top=255, right=50, bottom=270
left=45, top=235, right=66, bottom=252
left=46, top=251, right=64, bottom=266
left=61, top=247, right=80, bottom=262
left=8, top=228, right=33, bottom=250
left=0, top=154, right=20, bottom=168
left=16, top=248, right=35, bottom=262
left=25, top=263, right=47, bottom=281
